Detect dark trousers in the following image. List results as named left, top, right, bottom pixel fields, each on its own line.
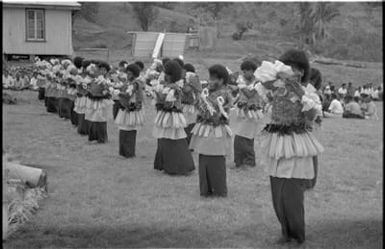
left=44, top=97, right=48, bottom=107
left=119, top=130, right=137, bottom=158
left=270, top=176, right=306, bottom=243
left=38, top=87, right=45, bottom=100
left=46, top=97, right=57, bottom=113
left=343, top=112, right=365, bottom=119
left=234, top=135, right=256, bottom=167
left=112, top=100, right=120, bottom=120
left=70, top=101, right=78, bottom=126
left=88, top=121, right=108, bottom=143
left=199, top=154, right=227, bottom=197
left=154, top=138, right=195, bottom=175
left=77, top=114, right=89, bottom=135
left=59, top=98, right=72, bottom=119
left=184, top=123, right=195, bottom=146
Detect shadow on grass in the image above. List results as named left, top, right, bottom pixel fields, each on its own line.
left=4, top=219, right=382, bottom=249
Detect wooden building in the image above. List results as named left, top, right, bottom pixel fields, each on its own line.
left=2, top=1, right=81, bottom=59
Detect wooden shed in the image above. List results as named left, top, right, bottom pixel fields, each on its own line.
left=2, top=1, right=81, bottom=59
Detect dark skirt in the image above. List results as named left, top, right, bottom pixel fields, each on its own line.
left=70, top=101, right=78, bottom=126
left=59, top=98, right=72, bottom=119
left=199, top=154, right=227, bottom=197
left=270, top=176, right=306, bottom=244
left=38, top=87, right=45, bottom=100
left=184, top=123, right=196, bottom=146
left=119, top=130, right=137, bottom=158
left=46, top=97, right=57, bottom=113
left=88, top=121, right=108, bottom=143
left=233, top=135, right=256, bottom=167
left=112, top=100, right=120, bottom=120
left=44, top=97, right=48, bottom=107
left=154, top=138, right=195, bottom=175
left=77, top=114, right=89, bottom=135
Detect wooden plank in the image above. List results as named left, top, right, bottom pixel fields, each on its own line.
left=152, top=33, right=165, bottom=59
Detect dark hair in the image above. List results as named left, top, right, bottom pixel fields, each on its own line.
left=162, top=57, right=171, bottom=66
left=134, top=61, right=144, bottom=71
left=208, top=64, right=229, bottom=85
left=164, top=60, right=182, bottom=83
left=183, top=63, right=195, bottom=73
left=125, top=63, right=141, bottom=78
left=331, top=93, right=338, bottom=100
left=345, top=95, right=353, bottom=103
left=81, top=60, right=92, bottom=69
left=73, top=57, right=84, bottom=69
left=342, top=83, right=346, bottom=86
left=240, top=60, right=257, bottom=72
left=173, top=58, right=184, bottom=68
left=119, top=60, right=128, bottom=68
left=279, top=49, right=310, bottom=83
left=98, top=61, right=111, bottom=72
left=309, top=68, right=322, bottom=90
left=353, top=96, right=360, bottom=102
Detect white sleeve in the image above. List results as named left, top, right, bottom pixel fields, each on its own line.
left=301, top=88, right=323, bottom=117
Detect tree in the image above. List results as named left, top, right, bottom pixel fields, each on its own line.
left=77, top=2, right=99, bottom=22
left=298, top=2, right=315, bottom=47
left=193, top=2, right=232, bottom=38
left=297, top=2, right=340, bottom=47
left=312, top=3, right=340, bottom=41
left=132, top=2, right=159, bottom=31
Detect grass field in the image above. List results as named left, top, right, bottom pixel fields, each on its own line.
left=2, top=56, right=383, bottom=249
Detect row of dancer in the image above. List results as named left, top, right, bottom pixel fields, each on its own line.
left=33, top=49, right=324, bottom=245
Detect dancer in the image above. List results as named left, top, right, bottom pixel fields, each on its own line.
left=75, top=60, right=91, bottom=135
left=232, top=60, right=264, bottom=168
left=190, top=64, right=233, bottom=197
left=85, top=61, right=113, bottom=143
left=181, top=63, right=202, bottom=145
left=115, top=64, right=144, bottom=158
left=153, top=60, right=195, bottom=175
left=255, top=50, right=324, bottom=245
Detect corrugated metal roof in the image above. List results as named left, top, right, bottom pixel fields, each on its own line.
left=3, top=1, right=81, bottom=9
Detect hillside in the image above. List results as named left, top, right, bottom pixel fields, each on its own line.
left=72, top=2, right=382, bottom=62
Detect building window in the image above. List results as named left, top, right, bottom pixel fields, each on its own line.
left=26, top=9, right=45, bottom=41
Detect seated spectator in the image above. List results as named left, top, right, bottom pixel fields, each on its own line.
left=343, top=96, right=365, bottom=119
left=30, top=72, right=38, bottom=90
left=324, top=93, right=343, bottom=118
left=2, top=70, right=14, bottom=89
left=324, top=85, right=332, bottom=96
left=371, top=87, right=380, bottom=101
left=347, top=82, right=355, bottom=97
left=362, top=95, right=378, bottom=120
left=338, top=83, right=347, bottom=99
left=361, top=85, right=370, bottom=97
left=354, top=87, right=362, bottom=97
left=322, top=94, right=332, bottom=112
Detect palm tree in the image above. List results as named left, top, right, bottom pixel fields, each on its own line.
left=298, top=2, right=315, bottom=47
left=312, top=3, right=340, bottom=42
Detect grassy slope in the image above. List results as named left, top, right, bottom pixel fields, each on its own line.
left=72, top=2, right=382, bottom=62
left=2, top=56, right=383, bottom=248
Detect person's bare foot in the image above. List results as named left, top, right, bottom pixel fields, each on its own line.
left=275, top=236, right=291, bottom=244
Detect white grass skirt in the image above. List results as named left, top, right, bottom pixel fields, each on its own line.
left=154, top=111, right=187, bottom=129
left=260, top=131, right=324, bottom=160
left=189, top=123, right=233, bottom=155
left=115, top=109, right=144, bottom=130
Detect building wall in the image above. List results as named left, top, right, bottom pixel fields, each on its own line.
left=2, top=7, right=73, bottom=55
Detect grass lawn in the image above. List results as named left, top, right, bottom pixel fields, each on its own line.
left=2, top=56, right=383, bottom=249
